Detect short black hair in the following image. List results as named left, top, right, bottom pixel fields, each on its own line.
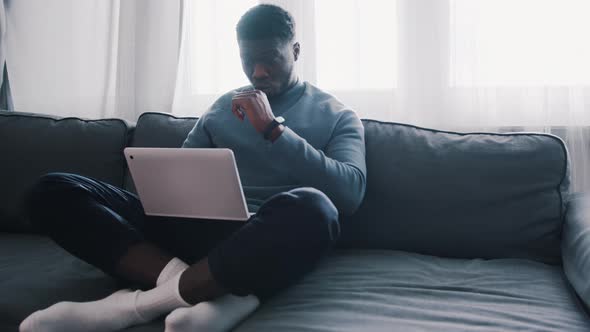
left=236, top=4, right=295, bottom=43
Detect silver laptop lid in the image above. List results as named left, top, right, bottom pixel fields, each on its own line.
left=124, top=147, right=250, bottom=221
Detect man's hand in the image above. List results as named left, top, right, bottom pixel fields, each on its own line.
left=231, top=90, right=275, bottom=133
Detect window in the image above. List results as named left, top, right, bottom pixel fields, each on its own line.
left=315, top=0, right=398, bottom=90
left=451, top=0, right=590, bottom=86
left=188, top=0, right=398, bottom=95
left=189, top=0, right=257, bottom=95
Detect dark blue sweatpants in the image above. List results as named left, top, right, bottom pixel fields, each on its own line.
left=25, top=172, right=340, bottom=299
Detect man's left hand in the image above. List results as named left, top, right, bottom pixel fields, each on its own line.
left=231, top=90, right=275, bottom=133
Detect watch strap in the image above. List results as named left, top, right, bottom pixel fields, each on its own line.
left=263, top=116, right=285, bottom=140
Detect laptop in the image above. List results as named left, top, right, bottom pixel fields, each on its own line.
left=124, top=147, right=254, bottom=221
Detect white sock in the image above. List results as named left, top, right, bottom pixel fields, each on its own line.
left=165, top=294, right=260, bottom=332
left=20, top=274, right=191, bottom=332
left=157, top=258, right=189, bottom=286
left=19, top=289, right=143, bottom=332
left=135, top=272, right=191, bottom=321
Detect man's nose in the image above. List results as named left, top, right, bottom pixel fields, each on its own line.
left=252, top=63, right=270, bottom=80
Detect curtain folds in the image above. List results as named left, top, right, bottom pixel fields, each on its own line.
left=172, top=0, right=590, bottom=192
left=0, top=64, right=12, bottom=111
left=0, top=0, right=12, bottom=111
left=5, top=0, right=181, bottom=121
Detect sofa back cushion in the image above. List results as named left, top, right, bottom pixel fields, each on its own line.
left=125, top=113, right=569, bottom=264
left=339, top=120, right=569, bottom=264
left=124, top=112, right=198, bottom=193
left=0, top=111, right=130, bottom=232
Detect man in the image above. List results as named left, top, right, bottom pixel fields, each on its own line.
left=20, top=4, right=366, bottom=332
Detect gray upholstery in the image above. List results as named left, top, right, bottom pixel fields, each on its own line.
left=339, top=120, right=569, bottom=264
left=0, top=111, right=130, bottom=232
left=1, top=111, right=588, bottom=331
left=2, top=234, right=588, bottom=332
left=562, top=193, right=590, bottom=309
left=129, top=112, right=198, bottom=148
left=235, top=250, right=590, bottom=332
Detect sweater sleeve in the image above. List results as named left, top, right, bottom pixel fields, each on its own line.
left=267, top=110, right=367, bottom=216
left=182, top=114, right=214, bottom=148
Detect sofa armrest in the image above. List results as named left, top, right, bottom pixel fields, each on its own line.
left=562, top=192, right=590, bottom=308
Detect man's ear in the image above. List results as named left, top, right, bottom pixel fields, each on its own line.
left=293, top=42, right=300, bottom=61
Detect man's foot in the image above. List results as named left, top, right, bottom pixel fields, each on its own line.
left=19, top=289, right=144, bottom=332
left=165, top=294, right=260, bottom=332
left=20, top=272, right=191, bottom=332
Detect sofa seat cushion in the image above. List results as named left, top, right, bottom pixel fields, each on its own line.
left=235, top=250, right=590, bottom=332
left=2, top=234, right=588, bottom=331
left=0, top=233, right=163, bottom=332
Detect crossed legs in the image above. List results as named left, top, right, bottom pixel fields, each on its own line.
left=20, top=172, right=339, bottom=331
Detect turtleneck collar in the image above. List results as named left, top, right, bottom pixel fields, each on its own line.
left=267, top=79, right=306, bottom=115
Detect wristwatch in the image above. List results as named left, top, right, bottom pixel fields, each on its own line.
left=263, top=116, right=285, bottom=140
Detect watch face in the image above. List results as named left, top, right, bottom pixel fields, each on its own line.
left=264, top=116, right=285, bottom=140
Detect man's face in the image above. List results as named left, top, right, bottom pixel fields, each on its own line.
left=238, top=38, right=299, bottom=98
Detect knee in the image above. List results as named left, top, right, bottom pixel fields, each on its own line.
left=289, top=187, right=338, bottom=218
left=25, top=172, right=84, bottom=218
left=281, top=187, right=340, bottom=242
left=27, top=172, right=74, bottom=200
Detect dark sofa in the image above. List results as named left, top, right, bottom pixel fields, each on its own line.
left=2, top=110, right=590, bottom=331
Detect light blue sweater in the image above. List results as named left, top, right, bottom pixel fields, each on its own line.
left=182, top=81, right=367, bottom=216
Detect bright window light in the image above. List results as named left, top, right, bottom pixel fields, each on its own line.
left=451, top=0, right=590, bottom=86
left=315, top=0, right=397, bottom=90
left=190, top=0, right=257, bottom=94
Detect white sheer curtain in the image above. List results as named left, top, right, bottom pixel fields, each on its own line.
left=172, top=0, right=590, bottom=192
left=172, top=0, right=256, bottom=116
left=172, top=0, right=399, bottom=120
left=445, top=0, right=590, bottom=192
left=5, top=0, right=182, bottom=122
left=0, top=0, right=7, bottom=91
left=5, top=0, right=589, bottom=191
